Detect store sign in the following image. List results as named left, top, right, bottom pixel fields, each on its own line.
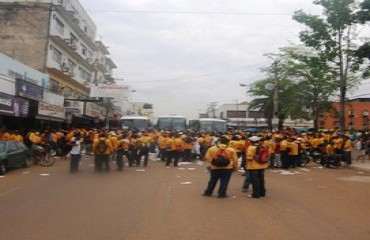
left=15, top=78, right=43, bottom=101
left=38, top=102, right=65, bottom=119
left=90, top=84, right=129, bottom=98
left=85, top=102, right=106, bottom=120
left=43, top=91, right=64, bottom=106
left=64, top=100, right=84, bottom=116
left=0, top=92, right=29, bottom=117
left=0, top=75, right=15, bottom=95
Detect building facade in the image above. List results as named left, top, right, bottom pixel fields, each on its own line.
left=0, top=0, right=120, bottom=129
left=318, top=98, right=370, bottom=130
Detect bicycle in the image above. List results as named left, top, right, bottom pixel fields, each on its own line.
left=29, top=144, right=56, bottom=167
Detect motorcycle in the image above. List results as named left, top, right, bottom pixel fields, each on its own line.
left=300, top=148, right=322, bottom=167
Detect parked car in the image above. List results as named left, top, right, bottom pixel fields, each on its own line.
left=0, top=140, right=31, bottom=175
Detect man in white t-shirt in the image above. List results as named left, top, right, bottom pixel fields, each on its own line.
left=69, top=136, right=81, bottom=173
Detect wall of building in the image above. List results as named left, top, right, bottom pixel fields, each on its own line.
left=0, top=2, right=51, bottom=71
left=318, top=101, right=370, bottom=130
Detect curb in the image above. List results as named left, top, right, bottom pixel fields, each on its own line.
left=348, top=165, right=370, bottom=173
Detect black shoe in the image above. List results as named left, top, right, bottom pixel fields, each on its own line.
left=241, top=188, right=248, bottom=193
left=217, top=195, right=229, bottom=198
left=202, top=193, right=212, bottom=197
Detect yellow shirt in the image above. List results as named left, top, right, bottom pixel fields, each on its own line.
left=205, top=144, right=238, bottom=170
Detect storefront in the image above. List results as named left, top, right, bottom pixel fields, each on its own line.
left=0, top=92, right=31, bottom=132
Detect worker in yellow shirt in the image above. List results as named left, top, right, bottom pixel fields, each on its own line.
left=14, top=131, right=23, bottom=142
left=93, top=132, right=113, bottom=172
left=182, top=133, right=195, bottom=162
left=137, top=131, right=152, bottom=167
left=116, top=133, right=130, bottom=171
left=342, top=135, right=352, bottom=165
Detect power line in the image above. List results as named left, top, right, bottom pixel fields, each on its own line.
left=117, top=62, right=269, bottom=84
left=85, top=9, right=292, bottom=16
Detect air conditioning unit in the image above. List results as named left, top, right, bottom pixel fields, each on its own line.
left=60, top=62, right=69, bottom=72
left=73, top=18, right=80, bottom=24
left=64, top=38, right=72, bottom=44
left=71, top=44, right=78, bottom=50
left=363, top=111, right=369, bottom=117
left=68, top=70, right=75, bottom=77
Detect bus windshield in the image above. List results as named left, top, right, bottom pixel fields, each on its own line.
left=157, top=117, right=187, bottom=131
left=199, top=121, right=227, bottom=133
left=121, top=119, right=149, bottom=130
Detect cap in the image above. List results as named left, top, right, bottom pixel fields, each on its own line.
left=249, top=136, right=261, bottom=142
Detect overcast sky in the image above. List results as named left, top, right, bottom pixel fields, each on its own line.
left=78, top=0, right=333, bottom=118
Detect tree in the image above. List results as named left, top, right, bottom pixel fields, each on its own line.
left=293, top=0, right=365, bottom=131
left=248, top=68, right=296, bottom=130
left=279, top=47, right=337, bottom=130
left=356, top=0, right=370, bottom=77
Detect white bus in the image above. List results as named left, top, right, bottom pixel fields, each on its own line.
left=120, top=116, right=150, bottom=131
left=190, top=118, right=227, bottom=133
left=156, top=115, right=187, bottom=131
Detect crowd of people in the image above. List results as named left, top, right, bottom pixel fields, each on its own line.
left=1, top=127, right=370, bottom=199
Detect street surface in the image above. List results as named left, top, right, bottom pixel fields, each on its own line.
left=1, top=154, right=370, bottom=240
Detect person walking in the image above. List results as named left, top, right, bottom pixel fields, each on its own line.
left=68, top=135, right=82, bottom=173
left=202, top=137, right=238, bottom=198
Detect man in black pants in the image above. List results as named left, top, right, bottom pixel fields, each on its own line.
left=246, top=136, right=269, bottom=199
left=202, top=137, right=238, bottom=198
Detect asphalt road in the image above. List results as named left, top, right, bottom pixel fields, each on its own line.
left=1, top=154, right=370, bottom=240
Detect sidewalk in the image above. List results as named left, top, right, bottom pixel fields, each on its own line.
left=350, top=150, right=370, bottom=172
left=349, top=161, right=370, bottom=172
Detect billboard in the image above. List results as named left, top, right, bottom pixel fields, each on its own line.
left=38, top=102, right=65, bottom=119
left=0, top=92, right=29, bottom=117
left=84, top=102, right=106, bottom=120
left=90, top=84, right=129, bottom=98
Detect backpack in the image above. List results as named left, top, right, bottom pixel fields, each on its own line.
left=211, top=148, right=230, bottom=167
left=96, top=139, right=107, bottom=153
left=254, top=146, right=269, bottom=164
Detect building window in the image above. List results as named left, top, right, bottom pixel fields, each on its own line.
left=68, top=59, right=76, bottom=73
left=81, top=44, right=87, bottom=56
left=47, top=79, right=59, bottom=93
left=334, top=121, right=340, bottom=126
left=55, top=17, right=64, bottom=35
left=227, top=111, right=247, bottom=118
left=70, top=33, right=78, bottom=44
left=52, top=48, right=62, bottom=64
left=79, top=67, right=85, bottom=79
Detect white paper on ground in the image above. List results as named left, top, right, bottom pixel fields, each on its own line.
left=181, top=182, right=192, bottom=185
left=195, top=161, right=204, bottom=166
left=187, top=168, right=195, bottom=170
left=279, top=170, right=295, bottom=175
left=0, top=176, right=5, bottom=178
left=179, top=162, right=192, bottom=165
left=136, top=169, right=147, bottom=172
left=301, top=168, right=310, bottom=172
left=22, top=171, right=30, bottom=174
left=39, top=173, right=50, bottom=176
left=178, top=168, right=186, bottom=170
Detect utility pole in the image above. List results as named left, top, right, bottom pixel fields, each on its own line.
left=272, top=60, right=279, bottom=131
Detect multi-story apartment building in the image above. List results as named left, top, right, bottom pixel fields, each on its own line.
left=0, top=0, right=118, bottom=128
left=318, top=98, right=370, bottom=130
